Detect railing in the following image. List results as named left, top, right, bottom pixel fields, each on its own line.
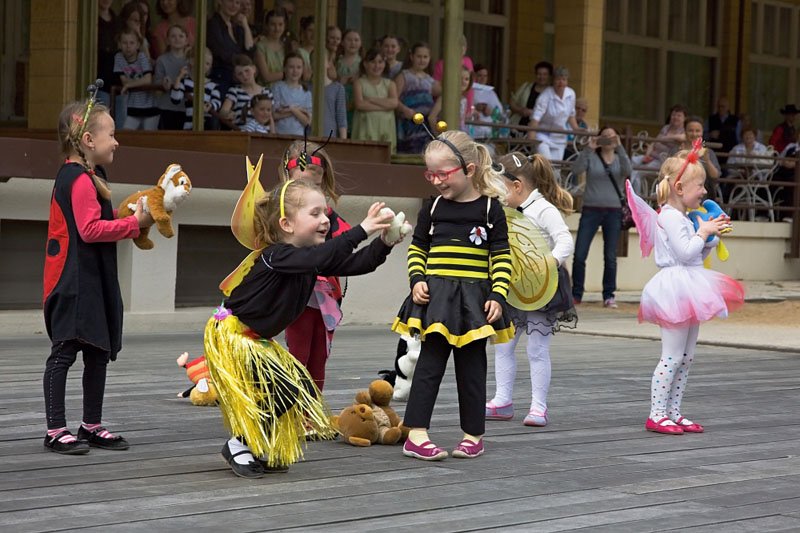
left=465, top=119, right=800, bottom=258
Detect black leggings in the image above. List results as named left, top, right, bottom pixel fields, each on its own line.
left=403, top=333, right=488, bottom=436
left=43, top=340, right=110, bottom=430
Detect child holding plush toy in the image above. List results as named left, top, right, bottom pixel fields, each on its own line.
left=485, top=153, right=575, bottom=428
left=42, top=85, right=154, bottom=455
left=626, top=140, right=744, bottom=436
left=392, top=129, right=514, bottom=461
left=205, top=176, right=406, bottom=478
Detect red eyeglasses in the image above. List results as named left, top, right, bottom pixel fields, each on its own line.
left=423, top=166, right=463, bottom=182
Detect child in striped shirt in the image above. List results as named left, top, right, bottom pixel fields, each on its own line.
left=170, top=47, right=221, bottom=130
left=240, top=93, right=275, bottom=134
left=392, top=130, right=513, bottom=461
left=220, top=54, right=272, bottom=129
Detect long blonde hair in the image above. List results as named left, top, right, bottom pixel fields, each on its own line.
left=279, top=140, right=340, bottom=204
left=655, top=150, right=706, bottom=206
left=497, top=152, right=573, bottom=214
left=424, top=130, right=507, bottom=201
left=253, top=180, right=321, bottom=247
left=57, top=100, right=112, bottom=201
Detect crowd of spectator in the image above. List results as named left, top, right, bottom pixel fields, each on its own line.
left=96, top=0, right=800, bottom=201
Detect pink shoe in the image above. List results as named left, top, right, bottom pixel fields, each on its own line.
left=485, top=401, right=514, bottom=420
left=402, top=439, right=448, bottom=461
left=452, top=438, right=484, bottom=459
left=645, top=417, right=684, bottom=435
left=523, top=409, right=548, bottom=427
left=675, top=416, right=704, bottom=433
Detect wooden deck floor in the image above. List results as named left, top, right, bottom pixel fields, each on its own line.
left=2, top=327, right=800, bottom=532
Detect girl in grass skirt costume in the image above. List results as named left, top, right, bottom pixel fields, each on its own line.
left=205, top=160, right=401, bottom=478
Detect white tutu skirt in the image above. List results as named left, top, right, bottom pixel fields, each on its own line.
left=639, top=266, right=744, bottom=329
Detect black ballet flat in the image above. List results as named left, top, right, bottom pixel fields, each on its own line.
left=43, top=431, right=90, bottom=455
left=221, top=441, right=264, bottom=479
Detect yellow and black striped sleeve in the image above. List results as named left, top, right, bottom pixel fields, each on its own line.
left=488, top=198, right=512, bottom=302
left=408, top=199, right=433, bottom=288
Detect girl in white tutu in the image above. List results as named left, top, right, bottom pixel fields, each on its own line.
left=626, top=141, right=744, bottom=435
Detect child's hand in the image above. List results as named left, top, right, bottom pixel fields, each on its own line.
left=178, top=66, right=189, bottom=80
left=203, top=101, right=212, bottom=112
left=697, top=214, right=728, bottom=239
left=359, top=201, right=393, bottom=236
left=381, top=226, right=407, bottom=246
left=484, top=299, right=502, bottom=323
left=161, top=77, right=172, bottom=91
left=412, top=281, right=430, bottom=305
left=133, top=197, right=154, bottom=228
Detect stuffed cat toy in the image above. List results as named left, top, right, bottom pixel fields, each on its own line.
left=117, top=163, right=192, bottom=250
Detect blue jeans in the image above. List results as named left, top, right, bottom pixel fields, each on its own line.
left=571, top=207, right=622, bottom=301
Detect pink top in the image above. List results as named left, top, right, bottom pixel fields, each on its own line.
left=433, top=56, right=475, bottom=119
left=432, top=56, right=474, bottom=81
left=71, top=173, right=140, bottom=243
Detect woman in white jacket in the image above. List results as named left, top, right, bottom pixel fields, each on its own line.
left=485, top=153, right=575, bottom=427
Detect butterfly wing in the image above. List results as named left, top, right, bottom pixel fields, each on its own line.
left=504, top=207, right=559, bottom=311
left=230, top=155, right=265, bottom=251
left=625, top=179, right=658, bottom=257
left=219, top=250, right=261, bottom=296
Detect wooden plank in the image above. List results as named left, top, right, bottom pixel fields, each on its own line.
left=1, top=328, right=800, bottom=531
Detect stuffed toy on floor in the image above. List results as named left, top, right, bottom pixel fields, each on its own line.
left=176, top=351, right=217, bottom=406
left=378, top=334, right=421, bottom=402
left=117, top=163, right=192, bottom=250
left=332, top=380, right=405, bottom=446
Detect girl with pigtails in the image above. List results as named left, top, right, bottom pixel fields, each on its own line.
left=43, top=84, right=154, bottom=455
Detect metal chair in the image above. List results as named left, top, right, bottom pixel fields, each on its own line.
left=726, top=148, right=780, bottom=221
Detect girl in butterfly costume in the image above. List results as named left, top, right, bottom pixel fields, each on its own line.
left=626, top=141, right=744, bottom=435
left=204, top=159, right=401, bottom=478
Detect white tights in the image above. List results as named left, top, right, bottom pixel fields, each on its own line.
left=650, top=325, right=699, bottom=420
left=490, top=325, right=552, bottom=414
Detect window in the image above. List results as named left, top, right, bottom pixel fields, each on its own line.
left=602, top=43, right=660, bottom=122
left=666, top=52, right=714, bottom=119
left=603, top=0, right=720, bottom=124
left=361, top=7, right=430, bottom=53
left=750, top=1, right=800, bottom=134
left=0, top=0, right=30, bottom=123
left=749, top=63, right=788, bottom=135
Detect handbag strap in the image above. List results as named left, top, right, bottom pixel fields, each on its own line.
left=598, top=153, right=625, bottom=208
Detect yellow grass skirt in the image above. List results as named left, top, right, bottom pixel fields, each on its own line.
left=203, top=313, right=336, bottom=465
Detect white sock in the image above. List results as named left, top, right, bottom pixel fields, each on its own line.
left=408, top=429, right=433, bottom=447
left=228, top=437, right=255, bottom=465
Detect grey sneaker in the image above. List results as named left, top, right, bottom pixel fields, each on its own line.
left=603, top=298, right=618, bottom=309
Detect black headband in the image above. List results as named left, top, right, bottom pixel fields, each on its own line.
left=434, top=137, right=468, bottom=175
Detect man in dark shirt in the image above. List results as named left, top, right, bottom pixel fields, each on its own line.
left=706, top=96, right=739, bottom=164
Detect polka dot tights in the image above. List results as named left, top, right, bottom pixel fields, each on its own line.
left=650, top=325, right=699, bottom=421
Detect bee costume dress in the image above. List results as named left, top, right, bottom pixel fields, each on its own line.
left=203, top=157, right=391, bottom=468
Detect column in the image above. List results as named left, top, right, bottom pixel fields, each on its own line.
left=553, top=0, right=604, bottom=128
left=117, top=228, right=179, bottom=313
left=28, top=0, right=79, bottom=128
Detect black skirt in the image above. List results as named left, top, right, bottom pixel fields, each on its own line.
left=392, top=276, right=515, bottom=348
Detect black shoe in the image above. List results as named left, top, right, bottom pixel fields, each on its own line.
left=44, top=431, right=90, bottom=455
left=77, top=426, right=130, bottom=450
left=257, top=458, right=290, bottom=473
left=221, top=441, right=264, bottom=479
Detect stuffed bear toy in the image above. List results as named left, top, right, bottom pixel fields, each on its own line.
left=332, top=380, right=404, bottom=446
left=117, top=163, right=192, bottom=250
left=176, top=351, right=217, bottom=406
left=378, top=335, right=421, bottom=402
